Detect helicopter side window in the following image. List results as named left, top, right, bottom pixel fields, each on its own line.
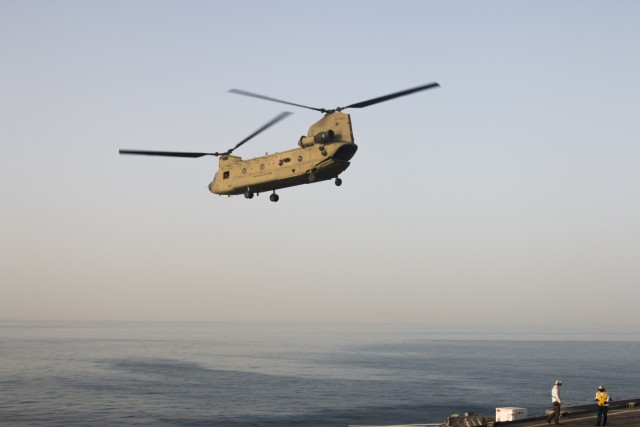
left=223, top=171, right=230, bottom=179
left=242, top=168, right=247, bottom=174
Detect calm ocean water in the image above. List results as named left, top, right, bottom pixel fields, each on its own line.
left=1, top=322, right=639, bottom=426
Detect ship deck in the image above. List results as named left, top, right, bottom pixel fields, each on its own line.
left=348, top=399, right=640, bottom=427
left=501, top=404, right=640, bottom=427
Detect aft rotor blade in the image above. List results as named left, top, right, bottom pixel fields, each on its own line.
left=119, top=150, right=219, bottom=158
left=229, top=89, right=327, bottom=113
left=229, top=111, right=293, bottom=153
left=341, top=82, right=440, bottom=110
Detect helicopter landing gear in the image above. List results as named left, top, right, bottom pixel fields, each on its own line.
left=335, top=177, right=342, bottom=186
left=269, top=191, right=279, bottom=203
left=244, top=189, right=254, bottom=199
left=307, top=170, right=316, bottom=183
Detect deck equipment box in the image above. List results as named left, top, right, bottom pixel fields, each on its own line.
left=495, top=407, right=527, bottom=422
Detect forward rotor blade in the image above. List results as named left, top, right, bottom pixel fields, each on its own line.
left=229, top=89, right=326, bottom=113
left=341, top=82, right=440, bottom=110
left=119, top=150, right=219, bottom=158
left=229, top=111, right=293, bottom=153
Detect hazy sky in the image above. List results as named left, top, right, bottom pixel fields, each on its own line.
left=1, top=1, right=638, bottom=327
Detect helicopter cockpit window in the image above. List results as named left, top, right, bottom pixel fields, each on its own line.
left=223, top=171, right=230, bottom=179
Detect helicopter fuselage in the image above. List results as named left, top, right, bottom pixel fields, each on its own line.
left=209, top=111, right=357, bottom=197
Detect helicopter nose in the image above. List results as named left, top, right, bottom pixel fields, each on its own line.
left=208, top=181, right=216, bottom=194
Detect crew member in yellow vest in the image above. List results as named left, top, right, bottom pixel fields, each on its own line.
left=594, top=385, right=611, bottom=426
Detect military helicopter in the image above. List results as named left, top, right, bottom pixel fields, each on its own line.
left=119, top=82, right=440, bottom=202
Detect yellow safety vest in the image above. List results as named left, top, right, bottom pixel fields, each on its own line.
left=596, top=391, right=609, bottom=406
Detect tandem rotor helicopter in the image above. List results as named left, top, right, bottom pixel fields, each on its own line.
left=119, top=82, right=440, bottom=202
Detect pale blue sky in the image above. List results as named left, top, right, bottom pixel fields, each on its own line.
left=1, top=1, right=639, bottom=327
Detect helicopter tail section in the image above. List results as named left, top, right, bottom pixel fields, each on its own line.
left=332, top=143, right=358, bottom=162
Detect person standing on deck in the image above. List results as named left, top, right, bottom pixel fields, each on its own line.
left=547, top=380, right=563, bottom=424
left=595, top=385, right=611, bottom=426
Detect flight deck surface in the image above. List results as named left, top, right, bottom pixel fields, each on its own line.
left=497, top=399, right=639, bottom=427
left=499, top=405, right=640, bottom=427
left=510, top=408, right=640, bottom=427
left=348, top=400, right=640, bottom=427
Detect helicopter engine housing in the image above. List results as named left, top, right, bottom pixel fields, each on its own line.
left=314, top=130, right=335, bottom=145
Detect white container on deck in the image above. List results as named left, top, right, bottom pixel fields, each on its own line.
left=495, top=407, right=527, bottom=422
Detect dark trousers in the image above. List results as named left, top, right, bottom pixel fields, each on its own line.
left=548, top=401, right=561, bottom=423
left=596, top=405, right=608, bottom=425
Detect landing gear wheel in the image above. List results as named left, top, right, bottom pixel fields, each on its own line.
left=335, top=178, right=342, bottom=186
left=307, top=171, right=316, bottom=183
left=244, top=190, right=254, bottom=199
left=270, top=192, right=279, bottom=202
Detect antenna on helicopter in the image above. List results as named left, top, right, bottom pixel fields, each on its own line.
left=119, top=111, right=292, bottom=158
left=228, top=82, right=440, bottom=114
